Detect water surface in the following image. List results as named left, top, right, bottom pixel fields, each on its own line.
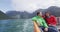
left=0, top=19, right=33, bottom=32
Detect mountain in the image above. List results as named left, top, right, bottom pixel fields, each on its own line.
left=1, top=6, right=60, bottom=19
left=0, top=10, right=10, bottom=19
left=6, top=11, right=21, bottom=19
left=47, top=6, right=60, bottom=16
left=6, top=6, right=60, bottom=19
left=6, top=11, right=33, bottom=19
left=31, top=6, right=60, bottom=17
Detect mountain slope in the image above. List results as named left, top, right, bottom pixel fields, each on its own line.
left=0, top=10, right=10, bottom=19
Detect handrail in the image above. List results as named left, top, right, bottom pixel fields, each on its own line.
left=33, top=21, right=41, bottom=32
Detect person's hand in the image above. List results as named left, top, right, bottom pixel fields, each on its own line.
left=44, top=28, right=48, bottom=32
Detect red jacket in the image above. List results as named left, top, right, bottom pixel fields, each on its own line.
left=45, top=15, right=57, bottom=26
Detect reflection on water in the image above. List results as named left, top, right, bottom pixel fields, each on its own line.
left=0, top=19, right=33, bottom=32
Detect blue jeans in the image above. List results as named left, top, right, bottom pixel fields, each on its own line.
left=48, top=26, right=59, bottom=32
left=39, top=26, right=59, bottom=32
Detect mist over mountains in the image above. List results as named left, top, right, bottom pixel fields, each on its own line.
left=0, top=6, right=60, bottom=19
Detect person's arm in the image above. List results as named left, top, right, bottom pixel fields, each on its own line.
left=42, top=19, right=48, bottom=31
left=52, top=16, right=57, bottom=26
left=32, top=17, right=40, bottom=26
left=32, top=17, right=41, bottom=32
left=42, top=19, right=48, bottom=28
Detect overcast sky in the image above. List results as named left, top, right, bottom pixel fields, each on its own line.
left=0, top=0, right=60, bottom=13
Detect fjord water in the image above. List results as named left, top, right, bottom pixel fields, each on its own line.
left=0, top=19, right=33, bottom=32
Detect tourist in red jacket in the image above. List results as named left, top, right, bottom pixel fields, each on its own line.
left=44, top=12, right=58, bottom=32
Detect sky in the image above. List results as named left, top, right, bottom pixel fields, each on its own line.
left=0, top=0, right=60, bottom=13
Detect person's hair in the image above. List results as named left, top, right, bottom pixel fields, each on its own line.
left=37, top=12, right=40, bottom=15
left=45, top=11, right=51, bottom=18
left=45, top=11, right=51, bottom=15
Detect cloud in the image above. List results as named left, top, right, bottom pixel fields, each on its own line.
left=12, top=0, right=60, bottom=13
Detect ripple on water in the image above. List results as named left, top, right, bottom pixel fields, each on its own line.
left=0, top=19, right=33, bottom=32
